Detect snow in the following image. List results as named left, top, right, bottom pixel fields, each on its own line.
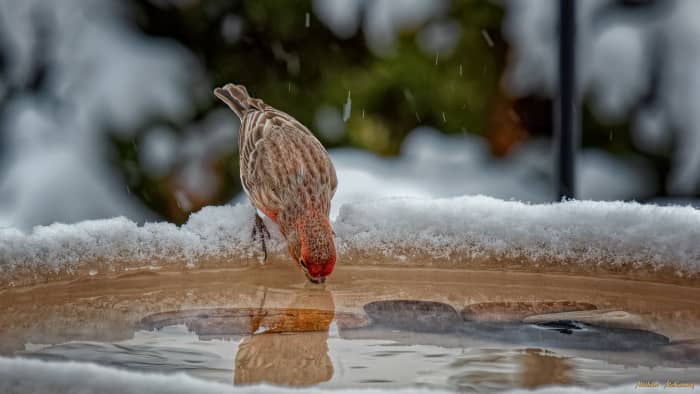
left=416, top=20, right=461, bottom=56
left=315, top=105, right=346, bottom=142
left=334, top=196, right=700, bottom=271
left=480, top=29, right=494, bottom=48
left=0, top=357, right=673, bottom=394
left=329, top=127, right=656, bottom=212
left=343, top=90, right=352, bottom=122
left=221, top=14, right=244, bottom=44
left=140, top=127, right=179, bottom=177
left=0, top=0, right=204, bottom=231
left=0, top=204, right=269, bottom=283
left=173, top=109, right=239, bottom=202
left=313, top=0, right=449, bottom=55
left=2, top=191, right=699, bottom=288
left=0, top=2, right=662, bottom=232
left=311, top=0, right=365, bottom=39
left=0, top=2, right=693, bottom=286
left=502, top=0, right=700, bottom=194
left=0, top=124, right=685, bottom=287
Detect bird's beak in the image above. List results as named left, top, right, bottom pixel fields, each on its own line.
left=298, top=260, right=326, bottom=284
left=306, top=273, right=326, bottom=284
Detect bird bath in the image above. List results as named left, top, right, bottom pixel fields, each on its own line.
left=2, top=261, right=699, bottom=392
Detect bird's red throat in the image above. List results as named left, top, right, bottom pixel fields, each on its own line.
left=296, top=212, right=336, bottom=279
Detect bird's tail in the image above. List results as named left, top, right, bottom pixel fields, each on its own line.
left=213, top=83, right=252, bottom=119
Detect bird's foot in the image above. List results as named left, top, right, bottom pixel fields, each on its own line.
left=252, top=213, right=271, bottom=262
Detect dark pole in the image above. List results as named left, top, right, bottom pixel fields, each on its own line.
left=555, top=0, right=578, bottom=200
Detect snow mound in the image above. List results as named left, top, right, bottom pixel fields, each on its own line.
left=0, top=203, right=283, bottom=286
left=328, top=127, right=656, bottom=217
left=2, top=197, right=700, bottom=288
left=0, top=357, right=671, bottom=394
left=335, top=196, right=700, bottom=272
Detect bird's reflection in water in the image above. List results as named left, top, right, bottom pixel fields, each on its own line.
left=519, top=349, right=573, bottom=388
left=137, top=287, right=339, bottom=386
left=233, top=288, right=335, bottom=386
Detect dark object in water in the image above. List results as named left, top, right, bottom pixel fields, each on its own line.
left=458, top=320, right=670, bottom=352
left=139, top=308, right=367, bottom=336
left=362, top=300, right=671, bottom=353
left=363, top=300, right=461, bottom=332
left=462, top=301, right=597, bottom=322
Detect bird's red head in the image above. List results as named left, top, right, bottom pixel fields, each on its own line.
left=290, top=211, right=336, bottom=284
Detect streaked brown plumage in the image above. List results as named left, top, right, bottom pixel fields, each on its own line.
left=214, top=83, right=337, bottom=283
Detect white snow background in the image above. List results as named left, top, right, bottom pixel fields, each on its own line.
left=0, top=0, right=698, bottom=290
left=1, top=0, right=689, bottom=233
left=1, top=2, right=699, bottom=392
left=502, top=0, right=700, bottom=195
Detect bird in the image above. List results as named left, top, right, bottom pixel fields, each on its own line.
left=213, top=83, right=337, bottom=284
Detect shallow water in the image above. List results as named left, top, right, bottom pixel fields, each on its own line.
left=1, top=264, right=699, bottom=392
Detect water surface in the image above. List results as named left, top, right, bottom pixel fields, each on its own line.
left=1, top=264, right=699, bottom=392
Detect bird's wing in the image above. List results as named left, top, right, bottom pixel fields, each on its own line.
left=239, top=111, right=266, bottom=195
left=239, top=109, right=313, bottom=191
left=264, top=109, right=337, bottom=198
left=241, top=115, right=336, bottom=217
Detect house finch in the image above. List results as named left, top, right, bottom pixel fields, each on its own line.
left=214, top=83, right=337, bottom=284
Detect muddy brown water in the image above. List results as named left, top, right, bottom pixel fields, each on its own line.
left=1, top=263, right=699, bottom=392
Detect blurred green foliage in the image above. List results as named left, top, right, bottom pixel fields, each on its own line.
left=114, top=0, right=505, bottom=222
left=129, top=0, right=504, bottom=153
left=110, top=0, right=667, bottom=223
